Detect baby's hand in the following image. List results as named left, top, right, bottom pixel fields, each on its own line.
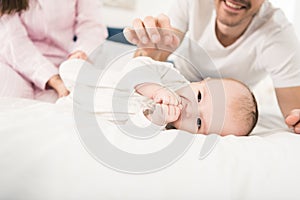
left=135, top=83, right=181, bottom=106
left=152, top=87, right=181, bottom=106
left=68, top=50, right=88, bottom=60
left=46, top=74, right=70, bottom=98
left=146, top=104, right=182, bottom=126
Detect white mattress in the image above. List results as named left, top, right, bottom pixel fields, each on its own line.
left=0, top=78, right=300, bottom=200
left=1, top=41, right=300, bottom=199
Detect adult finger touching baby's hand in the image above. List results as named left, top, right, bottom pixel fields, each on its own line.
left=285, top=109, right=300, bottom=133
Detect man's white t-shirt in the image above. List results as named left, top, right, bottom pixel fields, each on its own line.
left=168, top=0, right=300, bottom=88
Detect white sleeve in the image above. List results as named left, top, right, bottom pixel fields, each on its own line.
left=71, top=0, right=108, bottom=55
left=258, top=25, right=300, bottom=88
left=120, top=56, right=189, bottom=92
left=59, top=58, right=103, bottom=91
left=59, top=59, right=86, bottom=91
left=167, top=0, right=189, bottom=33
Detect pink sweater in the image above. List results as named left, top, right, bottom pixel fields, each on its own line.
left=0, top=0, right=108, bottom=89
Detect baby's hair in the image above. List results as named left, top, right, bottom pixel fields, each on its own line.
left=227, top=79, right=258, bottom=136
left=0, top=0, right=29, bottom=16
left=248, top=92, right=259, bottom=134
left=165, top=123, right=177, bottom=130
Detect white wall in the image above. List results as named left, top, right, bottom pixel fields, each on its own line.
left=102, top=0, right=172, bottom=28
left=269, top=0, right=295, bottom=22
left=269, top=0, right=300, bottom=36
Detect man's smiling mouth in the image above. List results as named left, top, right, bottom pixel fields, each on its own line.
left=223, top=0, right=248, bottom=10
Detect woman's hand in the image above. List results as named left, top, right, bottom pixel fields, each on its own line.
left=68, top=50, right=88, bottom=60
left=46, top=74, right=69, bottom=98
left=275, top=87, right=300, bottom=134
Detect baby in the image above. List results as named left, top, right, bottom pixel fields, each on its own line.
left=135, top=78, right=258, bottom=136
left=59, top=56, right=258, bottom=136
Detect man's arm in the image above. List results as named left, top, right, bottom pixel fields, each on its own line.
left=275, top=86, right=300, bottom=133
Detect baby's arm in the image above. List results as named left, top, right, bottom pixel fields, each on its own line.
left=135, top=83, right=181, bottom=105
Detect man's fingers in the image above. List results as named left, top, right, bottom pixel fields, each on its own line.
left=171, top=34, right=181, bottom=48
left=156, top=14, right=174, bottom=45
left=143, top=16, right=161, bottom=43
left=156, top=14, right=172, bottom=29
left=285, top=109, right=300, bottom=126
left=294, top=123, right=300, bottom=133
left=132, top=18, right=150, bottom=44
left=123, top=27, right=138, bottom=44
left=125, top=14, right=182, bottom=53
left=285, top=109, right=300, bottom=133
left=285, top=114, right=299, bottom=126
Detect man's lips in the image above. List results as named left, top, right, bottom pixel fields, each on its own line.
left=223, top=0, right=248, bottom=10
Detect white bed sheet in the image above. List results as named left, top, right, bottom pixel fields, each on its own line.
left=1, top=90, right=300, bottom=200
left=1, top=41, right=300, bottom=200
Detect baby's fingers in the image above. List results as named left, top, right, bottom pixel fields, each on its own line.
left=154, top=94, right=171, bottom=104
left=165, top=105, right=181, bottom=123
left=163, top=95, right=178, bottom=105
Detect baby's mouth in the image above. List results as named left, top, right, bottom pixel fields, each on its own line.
left=223, top=0, right=248, bottom=10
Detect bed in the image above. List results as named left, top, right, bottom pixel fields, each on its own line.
left=0, top=41, right=300, bottom=200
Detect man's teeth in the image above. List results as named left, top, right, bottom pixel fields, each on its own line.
left=225, top=0, right=243, bottom=9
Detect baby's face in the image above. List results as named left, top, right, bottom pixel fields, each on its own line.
left=172, top=79, right=248, bottom=136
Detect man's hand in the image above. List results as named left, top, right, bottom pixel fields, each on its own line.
left=46, top=74, right=69, bottom=98
left=275, top=86, right=300, bottom=134
left=285, top=109, right=300, bottom=133
left=123, top=14, right=183, bottom=61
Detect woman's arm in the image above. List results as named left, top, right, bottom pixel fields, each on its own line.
left=1, top=15, right=58, bottom=90
left=71, top=0, right=108, bottom=56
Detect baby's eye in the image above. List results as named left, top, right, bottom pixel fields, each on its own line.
left=197, top=118, right=202, bottom=129
left=198, top=91, right=202, bottom=102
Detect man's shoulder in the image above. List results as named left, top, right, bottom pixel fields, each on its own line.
left=255, top=1, right=291, bottom=32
